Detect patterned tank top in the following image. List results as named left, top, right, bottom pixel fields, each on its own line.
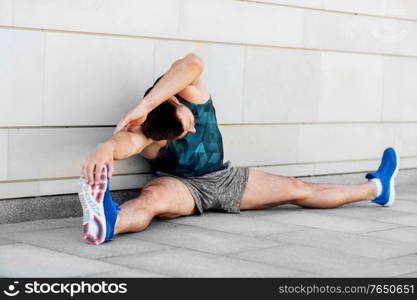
left=148, top=94, right=226, bottom=177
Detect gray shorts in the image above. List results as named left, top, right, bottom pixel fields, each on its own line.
left=155, top=161, right=249, bottom=214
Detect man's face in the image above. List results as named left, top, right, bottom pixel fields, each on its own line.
left=168, top=96, right=196, bottom=139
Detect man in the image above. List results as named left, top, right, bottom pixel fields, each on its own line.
left=79, top=53, right=399, bottom=245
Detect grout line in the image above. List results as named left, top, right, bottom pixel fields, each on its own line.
left=237, top=0, right=417, bottom=24
left=177, top=0, right=183, bottom=37
left=1, top=25, right=417, bottom=60
left=10, top=0, right=14, bottom=25
left=4, top=120, right=417, bottom=129
left=0, top=172, right=152, bottom=184
left=41, top=30, right=47, bottom=126
left=381, top=56, right=387, bottom=121
left=6, top=129, right=9, bottom=180
left=79, top=266, right=170, bottom=278
left=0, top=125, right=115, bottom=129
left=241, top=46, right=247, bottom=123
left=220, top=121, right=417, bottom=125
left=395, top=271, right=417, bottom=278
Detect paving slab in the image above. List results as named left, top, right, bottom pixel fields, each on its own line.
left=0, top=226, right=172, bottom=260
left=83, top=267, right=167, bottom=278
left=264, top=229, right=417, bottom=259
left=389, top=200, right=417, bottom=213
left=239, top=204, right=304, bottom=218
left=386, top=254, right=417, bottom=268
left=168, top=212, right=310, bottom=237
left=127, top=220, right=280, bottom=255
left=363, top=226, right=417, bottom=244
left=255, top=209, right=400, bottom=233
left=233, top=245, right=417, bottom=277
left=396, top=272, right=417, bottom=278
left=381, top=215, right=417, bottom=227
left=102, top=248, right=302, bottom=277
left=0, top=218, right=72, bottom=233
left=0, top=244, right=121, bottom=277
left=313, top=205, right=415, bottom=222
left=396, top=185, right=417, bottom=195
left=0, top=237, right=15, bottom=246
left=396, top=193, right=417, bottom=202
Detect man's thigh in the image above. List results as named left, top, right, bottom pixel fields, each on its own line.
left=240, top=168, right=304, bottom=210
left=141, top=176, right=196, bottom=219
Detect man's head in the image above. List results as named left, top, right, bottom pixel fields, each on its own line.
left=141, top=77, right=196, bottom=141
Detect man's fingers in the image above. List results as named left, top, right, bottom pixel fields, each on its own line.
left=81, top=163, right=87, bottom=182
left=126, top=124, right=133, bottom=132
left=113, top=120, right=124, bottom=134
left=114, top=116, right=130, bottom=134
left=86, top=163, right=95, bottom=185
left=95, top=163, right=104, bottom=184
left=108, top=163, right=114, bottom=178
left=113, top=122, right=123, bottom=134
left=126, top=120, right=142, bottom=132
left=83, top=163, right=89, bottom=183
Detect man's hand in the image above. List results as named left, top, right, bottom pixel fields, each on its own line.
left=81, top=142, right=115, bottom=185
left=113, top=106, right=148, bottom=134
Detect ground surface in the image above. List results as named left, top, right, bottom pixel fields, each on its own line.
left=0, top=184, right=416, bottom=278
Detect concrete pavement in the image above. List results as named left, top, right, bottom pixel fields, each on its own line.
left=0, top=184, right=416, bottom=277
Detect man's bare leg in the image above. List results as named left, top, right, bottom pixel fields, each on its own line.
left=240, top=169, right=377, bottom=210
left=114, top=176, right=196, bottom=235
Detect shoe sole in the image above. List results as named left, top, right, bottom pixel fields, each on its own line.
left=384, top=148, right=400, bottom=207
left=78, top=170, right=108, bottom=245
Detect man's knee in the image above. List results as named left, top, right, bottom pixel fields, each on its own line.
left=287, top=177, right=312, bottom=203
left=139, top=179, right=172, bottom=214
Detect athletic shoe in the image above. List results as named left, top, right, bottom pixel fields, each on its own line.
left=365, top=147, right=399, bottom=207
left=78, top=166, right=119, bottom=245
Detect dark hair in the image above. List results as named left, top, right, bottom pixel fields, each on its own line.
left=141, top=75, right=184, bottom=140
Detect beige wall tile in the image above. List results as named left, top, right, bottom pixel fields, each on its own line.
left=256, top=163, right=315, bottom=177
left=0, top=130, right=7, bottom=180
left=179, top=0, right=304, bottom=47
left=13, top=0, right=180, bottom=38
left=397, top=21, right=417, bottom=56
left=43, top=32, right=154, bottom=126
left=0, top=29, right=44, bottom=126
left=39, top=174, right=151, bottom=196
left=255, top=0, right=323, bottom=9
left=323, top=0, right=387, bottom=16
left=313, top=159, right=381, bottom=176
left=298, top=123, right=397, bottom=162
left=7, top=128, right=149, bottom=180
left=243, top=47, right=320, bottom=123
left=382, top=56, right=417, bottom=121
left=304, top=9, right=401, bottom=55
left=318, top=52, right=384, bottom=122
left=387, top=0, right=417, bottom=20
left=0, top=181, right=40, bottom=200
left=245, top=2, right=305, bottom=47
left=394, top=124, right=417, bottom=157
left=179, top=0, right=247, bottom=44
left=0, top=0, right=13, bottom=25
left=221, top=124, right=299, bottom=166
left=0, top=174, right=151, bottom=199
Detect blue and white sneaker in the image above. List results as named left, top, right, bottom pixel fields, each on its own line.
left=78, top=166, right=119, bottom=245
left=365, top=147, right=399, bottom=207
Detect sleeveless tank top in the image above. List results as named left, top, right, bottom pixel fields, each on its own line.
left=147, top=94, right=226, bottom=177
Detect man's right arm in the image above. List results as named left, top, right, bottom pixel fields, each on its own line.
left=81, top=129, right=153, bottom=185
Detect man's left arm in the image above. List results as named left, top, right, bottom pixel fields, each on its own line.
left=114, top=53, right=204, bottom=133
